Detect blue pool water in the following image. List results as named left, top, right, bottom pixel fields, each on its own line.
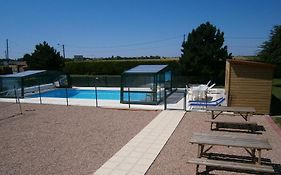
left=30, top=88, right=146, bottom=101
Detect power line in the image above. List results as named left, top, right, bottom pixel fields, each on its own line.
left=225, top=36, right=267, bottom=40
left=66, top=35, right=182, bottom=49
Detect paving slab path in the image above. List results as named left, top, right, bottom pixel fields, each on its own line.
left=94, top=110, right=186, bottom=175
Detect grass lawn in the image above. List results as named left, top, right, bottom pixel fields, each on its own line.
left=272, top=78, right=281, bottom=86
left=273, top=117, right=281, bottom=127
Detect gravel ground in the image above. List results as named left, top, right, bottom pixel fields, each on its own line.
left=2, top=102, right=281, bottom=175
left=0, top=102, right=159, bottom=175
left=147, top=112, right=281, bottom=175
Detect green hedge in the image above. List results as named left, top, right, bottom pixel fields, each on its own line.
left=70, top=75, right=121, bottom=87
left=64, top=59, right=227, bottom=86
left=0, top=66, right=12, bottom=75
left=64, top=59, right=181, bottom=75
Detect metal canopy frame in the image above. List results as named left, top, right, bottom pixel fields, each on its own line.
left=121, top=65, right=173, bottom=105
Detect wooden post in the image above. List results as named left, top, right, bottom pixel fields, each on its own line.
left=257, top=149, right=261, bottom=164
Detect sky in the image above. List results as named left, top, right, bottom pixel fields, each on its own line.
left=0, top=0, right=281, bottom=59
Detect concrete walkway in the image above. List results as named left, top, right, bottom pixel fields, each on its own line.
left=94, top=110, right=186, bottom=175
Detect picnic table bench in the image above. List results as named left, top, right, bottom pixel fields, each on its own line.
left=205, top=119, right=258, bottom=132
left=188, top=158, right=274, bottom=174
left=206, top=106, right=256, bottom=121
left=188, top=132, right=273, bottom=174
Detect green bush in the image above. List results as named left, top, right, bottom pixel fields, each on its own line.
left=0, top=66, right=12, bottom=75
left=70, top=75, right=121, bottom=87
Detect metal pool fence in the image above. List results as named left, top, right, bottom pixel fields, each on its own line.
left=7, top=86, right=187, bottom=111
left=69, top=75, right=203, bottom=88
left=1, top=74, right=195, bottom=111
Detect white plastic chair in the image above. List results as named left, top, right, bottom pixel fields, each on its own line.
left=207, top=83, right=216, bottom=94
left=208, top=83, right=216, bottom=89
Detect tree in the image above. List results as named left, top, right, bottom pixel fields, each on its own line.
left=23, top=41, right=64, bottom=70
left=180, top=22, right=232, bottom=82
left=258, top=25, right=281, bottom=77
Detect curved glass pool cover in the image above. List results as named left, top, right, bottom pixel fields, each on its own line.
left=121, top=65, right=173, bottom=105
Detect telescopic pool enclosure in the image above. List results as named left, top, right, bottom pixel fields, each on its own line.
left=120, top=65, right=173, bottom=105
left=0, top=70, right=68, bottom=98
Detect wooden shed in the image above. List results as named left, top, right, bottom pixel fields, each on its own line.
left=225, top=59, right=275, bottom=114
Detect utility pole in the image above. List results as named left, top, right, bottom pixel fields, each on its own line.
left=62, top=44, right=65, bottom=59
left=6, top=39, right=9, bottom=59
left=58, top=43, right=65, bottom=59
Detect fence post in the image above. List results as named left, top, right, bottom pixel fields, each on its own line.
left=38, top=84, right=42, bottom=104
left=205, top=90, right=208, bottom=109
left=128, top=87, right=131, bottom=109
left=65, top=87, right=69, bottom=106
left=164, top=88, right=167, bottom=110
left=94, top=77, right=98, bottom=107
left=14, top=86, right=22, bottom=114
left=95, top=86, right=98, bottom=107
left=184, top=88, right=187, bottom=111
left=14, top=86, right=18, bottom=104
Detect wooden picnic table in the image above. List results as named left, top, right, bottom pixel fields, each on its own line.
left=205, top=119, right=258, bottom=132
left=206, top=106, right=256, bottom=121
left=190, top=132, right=272, bottom=165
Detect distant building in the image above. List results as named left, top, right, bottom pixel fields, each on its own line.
left=0, top=60, right=27, bottom=75
left=9, top=61, right=27, bottom=73
left=5, top=60, right=27, bottom=73
left=74, top=55, right=84, bottom=59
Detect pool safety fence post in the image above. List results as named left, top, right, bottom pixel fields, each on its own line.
left=95, top=86, right=98, bottom=107
left=94, top=77, right=99, bottom=107
left=14, top=86, right=22, bottom=115
left=38, top=84, right=42, bottom=104
left=14, top=86, right=19, bottom=104
left=205, top=90, right=207, bottom=109
left=65, top=87, right=69, bottom=106
left=128, top=87, right=131, bottom=109
left=164, top=88, right=167, bottom=110
left=184, top=88, right=187, bottom=111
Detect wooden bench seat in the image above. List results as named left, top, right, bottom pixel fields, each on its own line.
left=205, top=120, right=258, bottom=132
left=188, top=158, right=275, bottom=174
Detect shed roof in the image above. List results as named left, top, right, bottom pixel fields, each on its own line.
left=124, top=65, right=168, bottom=74
left=227, top=59, right=275, bottom=69
left=0, top=70, right=46, bottom=78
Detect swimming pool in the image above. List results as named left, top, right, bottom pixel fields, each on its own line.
left=30, top=88, right=147, bottom=101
